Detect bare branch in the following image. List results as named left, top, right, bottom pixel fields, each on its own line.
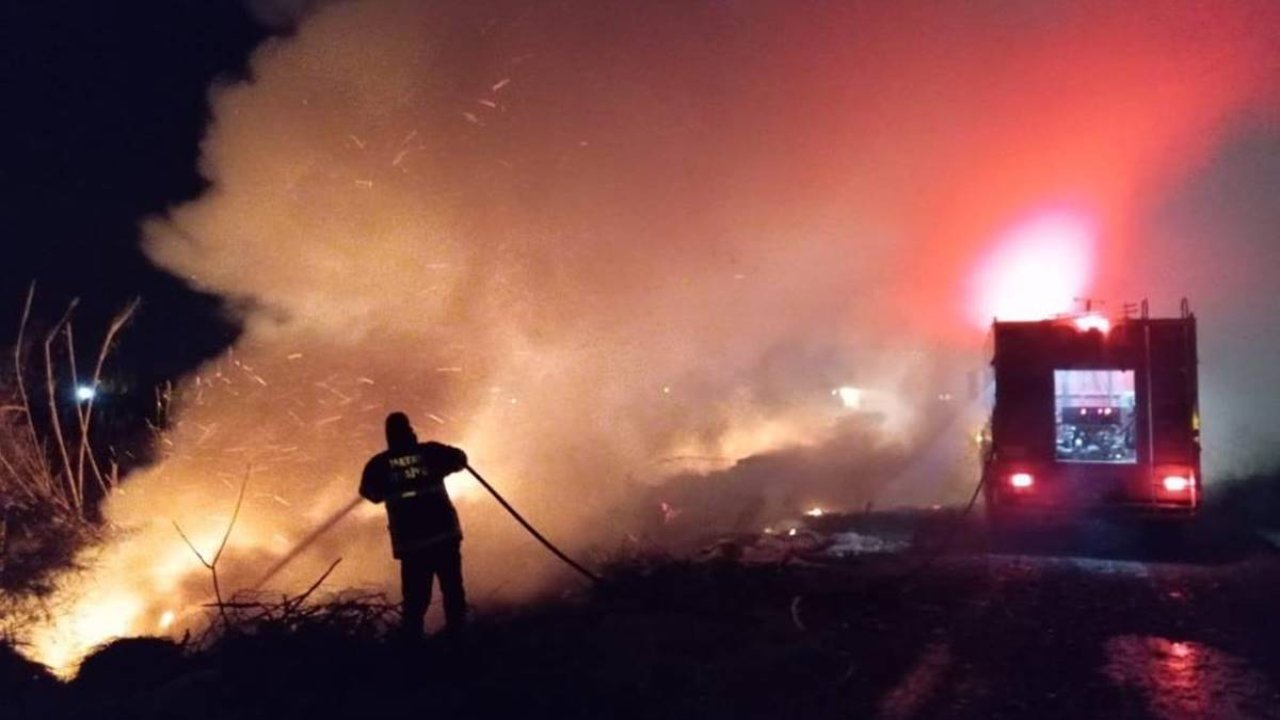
left=12, top=283, right=51, bottom=490
left=171, top=520, right=212, bottom=569
left=0, top=450, right=41, bottom=505
left=212, top=467, right=250, bottom=568
left=173, top=518, right=229, bottom=630
left=285, top=558, right=343, bottom=611
left=76, top=298, right=138, bottom=495
left=172, top=469, right=250, bottom=633
left=63, top=323, right=108, bottom=501
left=42, top=298, right=80, bottom=510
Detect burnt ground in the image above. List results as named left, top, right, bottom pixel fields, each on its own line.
left=6, top=513, right=1280, bottom=720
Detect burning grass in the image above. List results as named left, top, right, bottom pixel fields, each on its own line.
left=1, top=551, right=980, bottom=720
left=7, top=508, right=1273, bottom=719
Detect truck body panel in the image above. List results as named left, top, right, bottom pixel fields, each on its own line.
left=984, top=309, right=1200, bottom=517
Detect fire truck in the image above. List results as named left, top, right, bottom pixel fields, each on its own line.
left=982, top=301, right=1201, bottom=519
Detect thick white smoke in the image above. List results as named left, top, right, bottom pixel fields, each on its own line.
left=25, top=0, right=1280, bottom=671
left=21, top=0, right=943, bottom=666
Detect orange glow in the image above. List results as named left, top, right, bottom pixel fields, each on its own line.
left=18, top=0, right=1280, bottom=672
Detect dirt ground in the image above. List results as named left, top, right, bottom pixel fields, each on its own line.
left=6, top=512, right=1280, bottom=719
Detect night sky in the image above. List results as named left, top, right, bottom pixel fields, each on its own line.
left=3, top=0, right=1280, bottom=470
left=0, top=1, right=269, bottom=384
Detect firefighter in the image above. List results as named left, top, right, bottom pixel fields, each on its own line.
left=360, top=411, right=469, bottom=640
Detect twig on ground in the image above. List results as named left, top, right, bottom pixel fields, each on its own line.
left=285, top=558, right=343, bottom=612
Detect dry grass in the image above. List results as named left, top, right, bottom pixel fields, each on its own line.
left=0, top=552, right=977, bottom=720
left=0, top=284, right=137, bottom=596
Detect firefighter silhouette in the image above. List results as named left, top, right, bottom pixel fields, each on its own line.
left=360, top=411, right=469, bottom=639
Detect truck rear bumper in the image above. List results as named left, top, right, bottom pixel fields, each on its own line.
left=987, top=496, right=1198, bottom=521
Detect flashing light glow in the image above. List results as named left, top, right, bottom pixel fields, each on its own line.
left=1010, top=472, right=1034, bottom=488
left=805, top=507, right=825, bottom=518
left=1162, top=475, right=1191, bottom=493
left=833, top=386, right=863, bottom=409
left=74, top=385, right=97, bottom=402
left=1074, top=315, right=1111, bottom=334
left=970, top=212, right=1097, bottom=326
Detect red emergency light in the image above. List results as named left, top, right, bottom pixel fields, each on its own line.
left=1009, top=472, right=1034, bottom=489
left=1162, top=475, right=1191, bottom=493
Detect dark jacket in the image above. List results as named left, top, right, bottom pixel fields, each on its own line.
left=360, top=442, right=468, bottom=558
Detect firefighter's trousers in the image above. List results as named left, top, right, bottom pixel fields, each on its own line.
left=400, top=539, right=467, bottom=637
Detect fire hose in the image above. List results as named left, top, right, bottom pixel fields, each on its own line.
left=464, top=465, right=602, bottom=584
left=251, top=464, right=600, bottom=591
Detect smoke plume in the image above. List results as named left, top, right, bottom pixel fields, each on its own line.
left=23, top=0, right=1280, bottom=670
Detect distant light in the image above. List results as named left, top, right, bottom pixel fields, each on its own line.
left=1074, top=315, right=1111, bottom=334
left=1010, top=472, right=1034, bottom=489
left=833, top=386, right=863, bottom=409
left=74, top=385, right=97, bottom=402
left=1162, top=475, right=1190, bottom=493
left=787, top=528, right=798, bottom=537
left=805, top=507, right=824, bottom=518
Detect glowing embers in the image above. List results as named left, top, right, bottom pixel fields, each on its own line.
left=1054, top=369, right=1137, bottom=464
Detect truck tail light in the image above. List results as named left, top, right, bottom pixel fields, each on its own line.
left=1010, top=472, right=1034, bottom=489
left=1162, top=475, right=1191, bottom=493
